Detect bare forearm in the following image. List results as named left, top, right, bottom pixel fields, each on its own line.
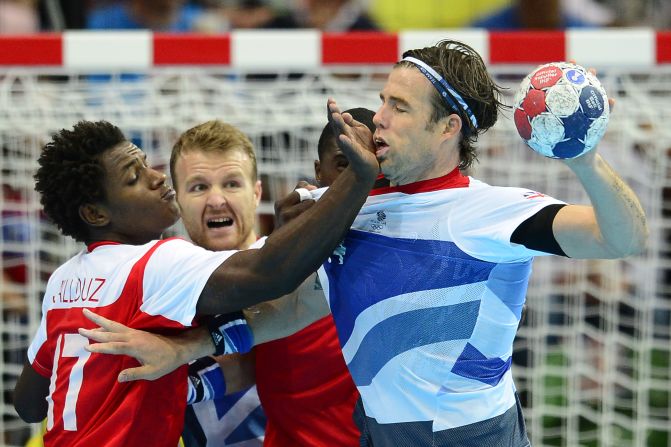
left=215, top=352, right=256, bottom=394
left=563, top=153, right=648, bottom=257
left=245, top=273, right=330, bottom=344
left=174, top=326, right=216, bottom=365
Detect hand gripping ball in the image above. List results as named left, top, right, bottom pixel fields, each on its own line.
left=514, top=62, right=610, bottom=159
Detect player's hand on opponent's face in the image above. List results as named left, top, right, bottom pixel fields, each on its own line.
left=79, top=309, right=185, bottom=382
left=274, top=180, right=317, bottom=229
left=327, top=98, right=379, bottom=180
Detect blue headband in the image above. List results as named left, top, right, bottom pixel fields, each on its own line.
left=402, top=56, right=479, bottom=131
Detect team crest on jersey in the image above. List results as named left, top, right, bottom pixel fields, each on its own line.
left=366, top=210, right=387, bottom=233
left=523, top=191, right=546, bottom=200
left=329, top=242, right=346, bottom=265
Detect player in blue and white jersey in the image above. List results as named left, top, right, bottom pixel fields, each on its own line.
left=316, top=39, right=647, bottom=446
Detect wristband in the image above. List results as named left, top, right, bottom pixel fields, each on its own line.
left=295, top=188, right=312, bottom=202
left=207, top=311, right=254, bottom=356
left=186, top=357, right=226, bottom=404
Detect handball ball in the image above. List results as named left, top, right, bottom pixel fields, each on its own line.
left=513, top=62, right=609, bottom=159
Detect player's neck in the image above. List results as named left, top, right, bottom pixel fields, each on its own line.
left=85, top=229, right=160, bottom=247
left=238, top=231, right=259, bottom=250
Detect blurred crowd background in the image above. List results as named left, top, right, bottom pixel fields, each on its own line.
left=0, top=0, right=669, bottom=35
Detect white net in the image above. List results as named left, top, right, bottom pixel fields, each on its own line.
left=0, top=64, right=669, bottom=447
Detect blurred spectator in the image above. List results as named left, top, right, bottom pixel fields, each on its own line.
left=562, top=0, right=614, bottom=26
left=203, top=0, right=378, bottom=31
left=0, top=0, right=39, bottom=33
left=1, top=183, right=29, bottom=314
left=87, top=0, right=205, bottom=31
left=471, top=0, right=596, bottom=29
left=39, top=0, right=88, bottom=29
left=267, top=0, right=379, bottom=31
left=193, top=0, right=276, bottom=31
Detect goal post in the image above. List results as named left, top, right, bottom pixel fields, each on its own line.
left=1, top=30, right=669, bottom=447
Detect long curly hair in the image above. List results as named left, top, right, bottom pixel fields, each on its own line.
left=34, top=120, right=126, bottom=242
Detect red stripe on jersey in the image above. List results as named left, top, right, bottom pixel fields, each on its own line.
left=87, top=241, right=121, bottom=252
left=369, top=167, right=469, bottom=196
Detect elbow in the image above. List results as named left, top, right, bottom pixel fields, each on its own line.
left=608, top=225, right=649, bottom=259
left=14, top=398, right=46, bottom=423
left=626, top=228, right=649, bottom=258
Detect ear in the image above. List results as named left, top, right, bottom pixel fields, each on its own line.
left=253, top=179, right=262, bottom=207
left=314, top=160, right=321, bottom=184
left=79, top=203, right=109, bottom=228
left=442, top=114, right=463, bottom=140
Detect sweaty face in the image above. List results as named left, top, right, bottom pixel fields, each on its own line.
left=174, top=148, right=261, bottom=251
left=315, top=136, right=348, bottom=187
left=100, top=142, right=179, bottom=244
left=373, top=67, right=456, bottom=186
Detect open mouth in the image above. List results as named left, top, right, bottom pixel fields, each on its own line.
left=207, top=217, right=233, bottom=229
left=374, top=137, right=389, bottom=157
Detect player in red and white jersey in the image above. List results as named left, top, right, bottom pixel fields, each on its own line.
left=13, top=117, right=379, bottom=447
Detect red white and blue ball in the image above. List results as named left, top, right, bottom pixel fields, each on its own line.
left=514, top=62, right=609, bottom=159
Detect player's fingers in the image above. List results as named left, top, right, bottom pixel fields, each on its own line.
left=327, top=97, right=341, bottom=115
left=118, top=366, right=160, bottom=382
left=79, top=327, right=128, bottom=343
left=82, top=308, right=130, bottom=333
left=285, top=200, right=315, bottom=219
left=608, top=98, right=615, bottom=110
left=293, top=180, right=317, bottom=191
left=337, top=134, right=355, bottom=153
left=275, top=200, right=315, bottom=228
left=84, top=341, right=132, bottom=355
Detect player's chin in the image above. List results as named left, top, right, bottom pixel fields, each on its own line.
left=203, top=234, right=237, bottom=252
left=167, top=204, right=181, bottom=221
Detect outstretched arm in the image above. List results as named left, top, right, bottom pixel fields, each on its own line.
left=552, top=150, right=648, bottom=259
left=80, top=273, right=330, bottom=382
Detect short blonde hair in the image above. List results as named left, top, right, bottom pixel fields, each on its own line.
left=170, top=120, right=258, bottom=188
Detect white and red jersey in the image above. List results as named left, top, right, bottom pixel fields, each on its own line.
left=27, top=238, right=237, bottom=447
